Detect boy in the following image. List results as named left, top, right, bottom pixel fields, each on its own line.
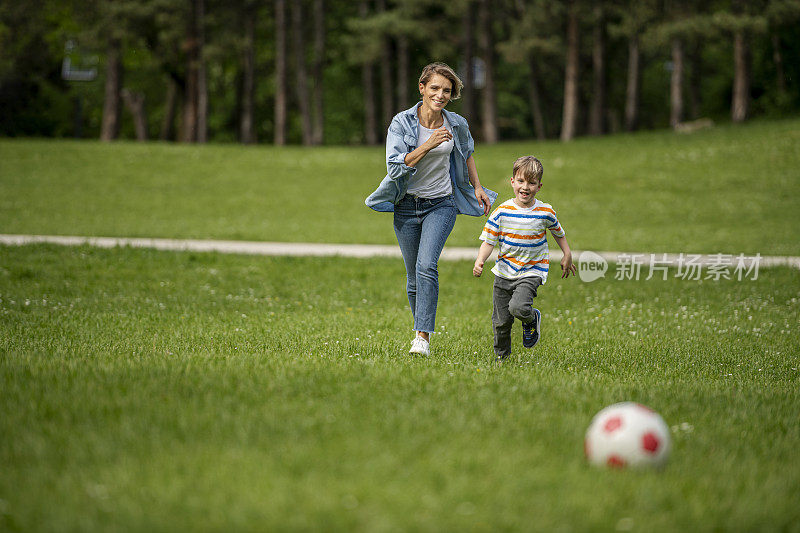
left=473, top=156, right=577, bottom=361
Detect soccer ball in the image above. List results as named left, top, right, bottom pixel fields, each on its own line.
left=584, top=402, right=671, bottom=468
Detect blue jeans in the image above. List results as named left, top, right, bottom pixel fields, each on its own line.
left=393, top=194, right=457, bottom=333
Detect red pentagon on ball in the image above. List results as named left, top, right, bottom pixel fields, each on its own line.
left=642, top=432, right=660, bottom=453
left=607, top=455, right=626, bottom=467
left=603, top=416, right=623, bottom=433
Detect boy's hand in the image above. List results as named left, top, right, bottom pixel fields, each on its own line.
left=474, top=241, right=494, bottom=277
left=561, top=252, right=577, bottom=278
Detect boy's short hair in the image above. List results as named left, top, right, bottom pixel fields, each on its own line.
left=513, top=155, right=544, bottom=181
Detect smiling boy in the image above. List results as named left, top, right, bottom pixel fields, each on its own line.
left=473, top=156, right=577, bottom=361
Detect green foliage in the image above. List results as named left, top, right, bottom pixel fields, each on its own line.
left=0, top=1, right=72, bottom=136
left=608, top=0, right=661, bottom=39
left=1, top=0, right=800, bottom=141
left=765, top=0, right=800, bottom=24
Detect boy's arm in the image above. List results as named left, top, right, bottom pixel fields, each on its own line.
left=553, top=234, right=577, bottom=278
left=473, top=241, right=495, bottom=277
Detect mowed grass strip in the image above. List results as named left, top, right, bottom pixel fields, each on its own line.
left=1, top=244, right=798, bottom=531
left=2, top=117, right=800, bottom=255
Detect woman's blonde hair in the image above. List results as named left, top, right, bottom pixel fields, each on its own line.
left=419, top=62, right=463, bottom=100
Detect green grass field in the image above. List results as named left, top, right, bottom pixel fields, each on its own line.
left=1, top=120, right=799, bottom=531
left=2, top=117, right=800, bottom=255
left=1, top=245, right=798, bottom=531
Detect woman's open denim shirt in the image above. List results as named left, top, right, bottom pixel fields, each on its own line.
left=365, top=103, right=497, bottom=216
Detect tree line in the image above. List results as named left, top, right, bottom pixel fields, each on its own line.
left=1, top=0, right=798, bottom=145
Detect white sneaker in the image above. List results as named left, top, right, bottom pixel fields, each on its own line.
left=409, top=336, right=430, bottom=356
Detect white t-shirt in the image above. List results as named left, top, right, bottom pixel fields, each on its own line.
left=479, top=198, right=566, bottom=283
left=406, top=117, right=454, bottom=198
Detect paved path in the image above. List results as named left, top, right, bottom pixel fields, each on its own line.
left=2, top=234, right=799, bottom=268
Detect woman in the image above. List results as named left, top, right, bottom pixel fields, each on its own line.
left=366, top=62, right=497, bottom=356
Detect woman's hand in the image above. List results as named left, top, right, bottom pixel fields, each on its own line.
left=423, top=127, right=452, bottom=150
left=466, top=156, right=491, bottom=215
left=474, top=186, right=492, bottom=216
left=404, top=127, right=451, bottom=167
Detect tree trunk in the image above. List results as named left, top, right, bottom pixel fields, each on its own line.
left=121, top=89, right=148, bottom=141
left=377, top=0, right=394, bottom=134
left=160, top=75, right=179, bottom=141
left=291, top=0, right=313, bottom=145
left=240, top=5, right=256, bottom=144
left=462, top=1, right=476, bottom=123
left=380, top=47, right=394, bottom=133
left=479, top=0, right=498, bottom=144
left=771, top=34, right=785, bottom=95
left=624, top=33, right=640, bottom=132
left=589, top=1, right=606, bottom=136
left=274, top=0, right=287, bottom=145
left=362, top=62, right=378, bottom=145
left=312, top=0, right=325, bottom=145
left=196, top=0, right=207, bottom=143
left=359, top=1, right=378, bottom=145
left=397, top=34, right=410, bottom=110
left=607, top=108, right=620, bottom=134
left=560, top=0, right=579, bottom=142
left=181, top=0, right=200, bottom=142
left=670, top=37, right=684, bottom=128
left=731, top=30, right=749, bottom=123
left=527, top=57, right=546, bottom=140
left=100, top=37, right=122, bottom=141
left=687, top=40, right=702, bottom=119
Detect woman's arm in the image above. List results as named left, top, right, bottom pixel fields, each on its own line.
left=467, top=155, right=492, bottom=215
left=403, top=127, right=452, bottom=167
left=386, top=123, right=419, bottom=180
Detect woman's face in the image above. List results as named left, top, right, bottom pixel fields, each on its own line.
left=419, top=73, right=453, bottom=113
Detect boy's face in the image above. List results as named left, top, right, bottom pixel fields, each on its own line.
left=511, top=172, right=542, bottom=207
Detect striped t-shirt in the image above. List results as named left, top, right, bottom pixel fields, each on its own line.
left=479, top=198, right=566, bottom=282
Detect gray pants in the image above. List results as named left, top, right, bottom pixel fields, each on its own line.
left=492, top=275, right=543, bottom=357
